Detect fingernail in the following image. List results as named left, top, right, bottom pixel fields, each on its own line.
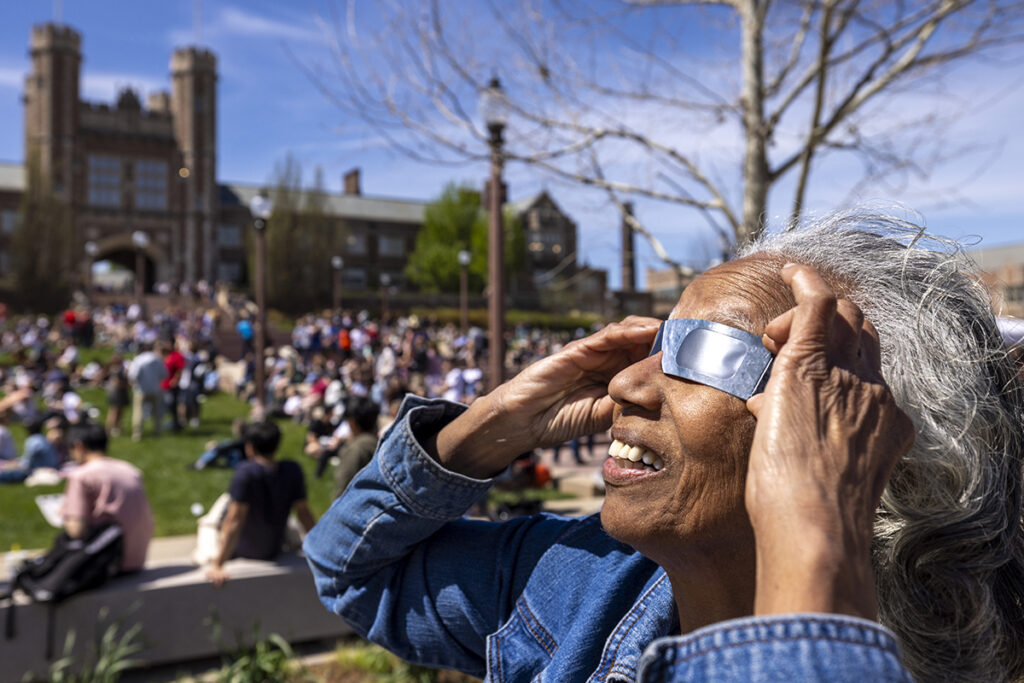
left=782, top=262, right=798, bottom=269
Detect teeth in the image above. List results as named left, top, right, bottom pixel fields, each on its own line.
left=608, top=440, right=665, bottom=472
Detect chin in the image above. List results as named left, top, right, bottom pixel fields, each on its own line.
left=598, top=484, right=663, bottom=552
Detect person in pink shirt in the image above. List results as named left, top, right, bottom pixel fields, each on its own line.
left=62, top=423, right=154, bottom=572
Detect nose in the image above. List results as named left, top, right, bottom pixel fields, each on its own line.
left=608, top=353, right=663, bottom=413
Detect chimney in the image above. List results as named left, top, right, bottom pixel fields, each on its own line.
left=621, top=202, right=636, bottom=292
left=344, top=168, right=361, bottom=195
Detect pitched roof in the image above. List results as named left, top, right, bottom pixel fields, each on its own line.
left=221, top=183, right=426, bottom=224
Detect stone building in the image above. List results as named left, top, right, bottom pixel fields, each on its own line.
left=970, top=243, right=1024, bottom=319
left=17, top=24, right=219, bottom=286
left=0, top=22, right=431, bottom=295
left=1, top=22, right=610, bottom=315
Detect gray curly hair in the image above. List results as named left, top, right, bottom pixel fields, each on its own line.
left=740, top=211, right=1024, bottom=682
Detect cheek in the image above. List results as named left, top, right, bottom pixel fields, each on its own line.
left=668, top=390, right=756, bottom=512
left=669, top=387, right=755, bottom=467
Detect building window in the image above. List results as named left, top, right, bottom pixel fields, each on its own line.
left=379, top=235, right=405, bottom=258
left=217, top=224, right=242, bottom=247
left=346, top=232, right=367, bottom=255
left=0, top=210, right=18, bottom=234
left=87, top=155, right=121, bottom=207
left=217, top=262, right=242, bottom=283
left=135, top=159, right=168, bottom=210
left=342, top=268, right=367, bottom=288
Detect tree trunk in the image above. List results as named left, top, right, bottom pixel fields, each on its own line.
left=739, top=0, right=769, bottom=246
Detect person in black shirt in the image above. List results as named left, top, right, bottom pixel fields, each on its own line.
left=206, top=420, right=316, bottom=586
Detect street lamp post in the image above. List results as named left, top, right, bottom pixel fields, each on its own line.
left=84, top=241, right=98, bottom=297
left=380, top=273, right=391, bottom=320
left=480, top=76, right=509, bottom=391
left=458, top=249, right=471, bottom=335
left=249, top=191, right=273, bottom=419
left=331, top=256, right=344, bottom=312
left=131, top=230, right=149, bottom=314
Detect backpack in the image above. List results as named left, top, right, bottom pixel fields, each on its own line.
left=2, top=523, right=124, bottom=658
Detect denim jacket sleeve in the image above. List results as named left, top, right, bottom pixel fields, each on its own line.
left=638, top=613, right=913, bottom=682
left=302, top=395, right=581, bottom=677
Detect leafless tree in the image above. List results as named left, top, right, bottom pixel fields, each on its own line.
left=304, top=0, right=1024, bottom=273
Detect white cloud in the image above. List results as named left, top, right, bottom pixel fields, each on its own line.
left=168, top=5, right=325, bottom=46
left=0, top=65, right=24, bottom=89
left=218, top=6, right=323, bottom=42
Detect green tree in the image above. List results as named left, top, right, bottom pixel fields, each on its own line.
left=14, top=153, right=73, bottom=312
left=406, top=183, right=523, bottom=294
left=259, top=157, right=341, bottom=312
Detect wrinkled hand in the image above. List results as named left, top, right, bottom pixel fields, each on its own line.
left=206, top=565, right=229, bottom=587
left=745, top=264, right=914, bottom=620
left=436, top=317, right=660, bottom=478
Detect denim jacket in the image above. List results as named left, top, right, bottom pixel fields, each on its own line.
left=304, top=396, right=913, bottom=682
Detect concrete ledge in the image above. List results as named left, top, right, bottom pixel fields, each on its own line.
left=1, top=553, right=351, bottom=681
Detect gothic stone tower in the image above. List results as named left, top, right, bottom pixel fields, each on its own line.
left=171, top=47, right=218, bottom=283
left=24, top=23, right=81, bottom=198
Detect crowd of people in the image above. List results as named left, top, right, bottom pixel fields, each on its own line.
left=0, top=295, right=593, bottom=584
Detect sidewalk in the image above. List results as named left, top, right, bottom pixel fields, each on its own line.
left=537, top=432, right=611, bottom=517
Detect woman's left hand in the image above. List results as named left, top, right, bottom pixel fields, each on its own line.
left=745, top=264, right=914, bottom=620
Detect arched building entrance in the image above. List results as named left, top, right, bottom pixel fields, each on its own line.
left=84, top=233, right=169, bottom=294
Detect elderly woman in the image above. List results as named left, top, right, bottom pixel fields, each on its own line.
left=304, top=214, right=1024, bottom=682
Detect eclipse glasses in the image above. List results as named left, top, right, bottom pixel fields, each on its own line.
left=649, top=319, right=774, bottom=400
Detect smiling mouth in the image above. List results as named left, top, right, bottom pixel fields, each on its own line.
left=608, top=439, right=664, bottom=472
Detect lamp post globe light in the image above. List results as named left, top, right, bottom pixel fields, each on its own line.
left=84, top=241, right=98, bottom=295
left=458, top=249, right=471, bottom=334
left=331, top=255, right=344, bottom=312
left=131, top=230, right=150, bottom=312
left=249, top=191, right=274, bottom=419
left=480, top=76, right=509, bottom=391
left=378, top=272, right=389, bottom=321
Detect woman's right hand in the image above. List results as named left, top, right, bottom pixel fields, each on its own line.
left=434, top=317, right=660, bottom=479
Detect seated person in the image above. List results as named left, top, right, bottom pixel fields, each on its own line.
left=0, top=416, right=59, bottom=483
left=303, top=217, right=1024, bottom=682
left=0, top=411, right=17, bottom=461
left=303, top=406, right=336, bottom=479
left=61, top=423, right=154, bottom=572
left=332, top=396, right=380, bottom=498
left=206, top=420, right=316, bottom=585
left=191, top=419, right=246, bottom=470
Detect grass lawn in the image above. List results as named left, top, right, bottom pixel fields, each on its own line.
left=0, top=389, right=336, bottom=552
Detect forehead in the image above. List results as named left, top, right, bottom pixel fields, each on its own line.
left=669, top=256, right=787, bottom=335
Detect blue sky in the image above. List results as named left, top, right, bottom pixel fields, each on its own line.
left=1, top=1, right=1021, bottom=288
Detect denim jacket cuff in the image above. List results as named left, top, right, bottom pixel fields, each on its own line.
left=377, top=395, right=494, bottom=520
left=638, top=613, right=911, bottom=682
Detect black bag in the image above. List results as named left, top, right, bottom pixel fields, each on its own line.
left=2, top=523, right=124, bottom=657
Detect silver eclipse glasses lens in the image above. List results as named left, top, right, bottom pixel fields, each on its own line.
left=649, top=319, right=773, bottom=400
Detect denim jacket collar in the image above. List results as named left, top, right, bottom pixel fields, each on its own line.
left=589, top=571, right=678, bottom=682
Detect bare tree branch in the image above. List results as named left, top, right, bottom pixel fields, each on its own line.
left=303, top=0, right=1024, bottom=267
